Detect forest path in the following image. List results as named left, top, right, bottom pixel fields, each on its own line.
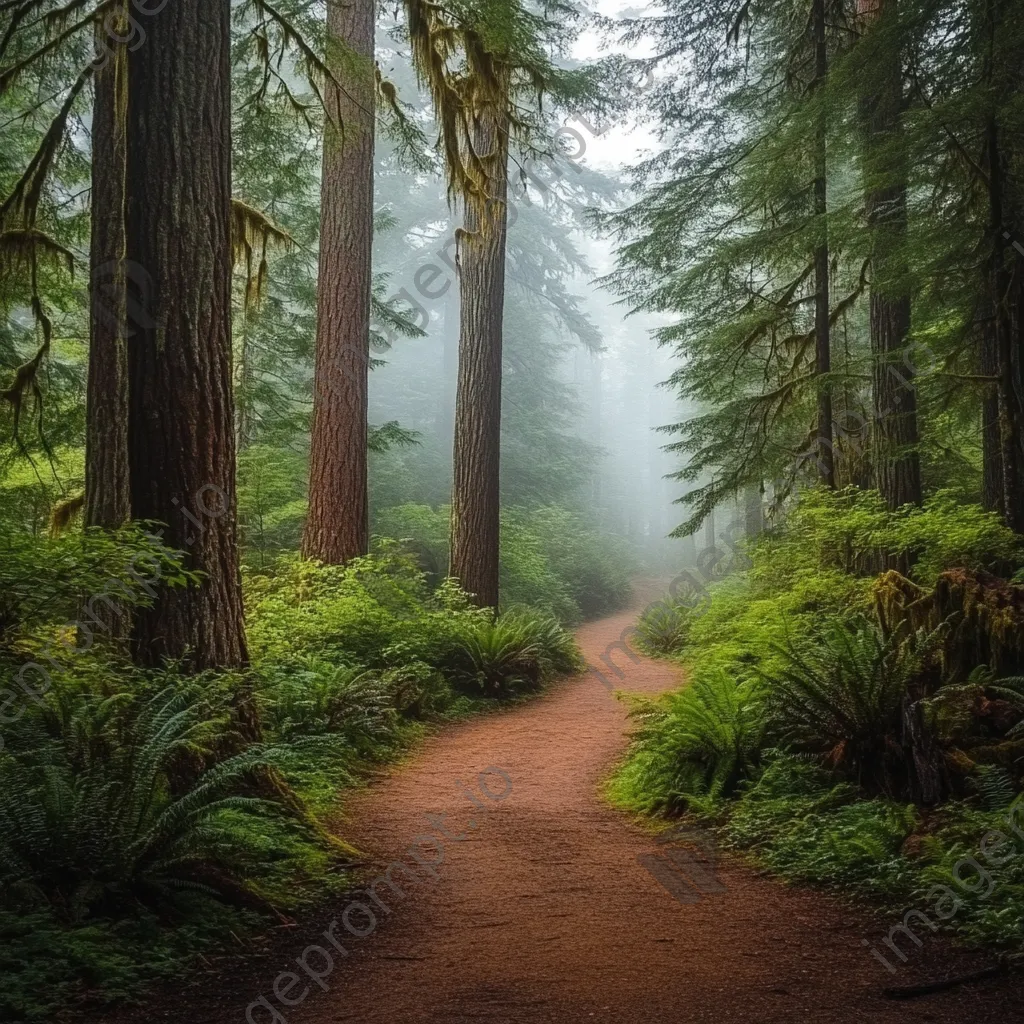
left=255, top=590, right=1015, bottom=1024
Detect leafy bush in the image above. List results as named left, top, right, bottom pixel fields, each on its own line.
left=237, top=444, right=307, bottom=566
left=0, top=523, right=195, bottom=653
left=0, top=904, right=254, bottom=1022
left=372, top=502, right=633, bottom=623
left=911, top=800, right=1024, bottom=948
left=499, top=606, right=584, bottom=677
left=615, top=487, right=1020, bottom=821
left=245, top=546, right=436, bottom=668
left=765, top=486, right=1021, bottom=584
left=516, top=506, right=633, bottom=619
left=724, top=757, right=919, bottom=898
left=442, top=607, right=583, bottom=697
left=498, top=515, right=579, bottom=621
left=258, top=659, right=400, bottom=747
left=247, top=553, right=582, bottom=703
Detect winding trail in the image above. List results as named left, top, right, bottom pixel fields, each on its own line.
left=122, top=596, right=1018, bottom=1024
left=269, top=597, right=1017, bottom=1024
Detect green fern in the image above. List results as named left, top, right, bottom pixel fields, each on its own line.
left=986, top=675, right=1024, bottom=738
left=634, top=598, right=693, bottom=656
left=445, top=608, right=582, bottom=697
left=0, top=685, right=319, bottom=922
left=760, top=615, right=941, bottom=794
left=972, top=764, right=1017, bottom=811
left=612, top=670, right=766, bottom=813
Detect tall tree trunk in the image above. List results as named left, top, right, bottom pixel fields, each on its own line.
left=812, top=0, right=834, bottom=487
left=438, top=277, right=459, bottom=448
left=986, top=116, right=1024, bottom=532
left=981, top=317, right=1005, bottom=514
left=85, top=30, right=129, bottom=531
left=449, top=109, right=510, bottom=609
left=703, top=502, right=716, bottom=553
left=125, top=0, right=247, bottom=669
left=589, top=353, right=603, bottom=521
left=859, top=0, right=922, bottom=509
left=980, top=0, right=1024, bottom=532
left=303, top=0, right=376, bottom=563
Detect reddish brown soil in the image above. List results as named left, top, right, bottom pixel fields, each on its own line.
left=114, top=598, right=1020, bottom=1024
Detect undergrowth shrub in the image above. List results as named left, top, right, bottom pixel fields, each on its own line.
left=246, top=551, right=583, bottom=702
left=910, top=800, right=1024, bottom=948
left=0, top=671, right=350, bottom=1019
left=723, top=756, right=919, bottom=898
left=612, top=487, right=1024, bottom=947
left=761, top=615, right=945, bottom=794
left=0, top=682, right=335, bottom=922
left=372, top=502, right=633, bottom=623
left=634, top=597, right=694, bottom=655
left=609, top=670, right=765, bottom=814
left=443, top=607, right=584, bottom=697
left=258, top=659, right=402, bottom=747
left=0, top=523, right=194, bottom=654
left=765, top=486, right=1021, bottom=584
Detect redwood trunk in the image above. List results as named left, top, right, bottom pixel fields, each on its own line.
left=981, top=317, right=1005, bottom=514
left=812, top=0, right=834, bottom=487
left=438, top=277, right=459, bottom=448
left=303, top=0, right=376, bottom=563
left=985, top=115, right=1024, bottom=531
left=85, top=33, right=129, bottom=531
left=859, top=0, right=922, bottom=509
left=449, top=111, right=510, bottom=610
left=125, top=0, right=247, bottom=669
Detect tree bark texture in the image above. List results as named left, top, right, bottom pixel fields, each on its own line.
left=981, top=316, right=1005, bottom=515
left=449, top=110, right=510, bottom=610
left=125, top=0, right=247, bottom=669
left=85, top=29, right=130, bottom=531
left=859, top=0, right=922, bottom=509
left=303, top=0, right=377, bottom=563
left=983, top=38, right=1024, bottom=532
left=812, top=0, right=834, bottom=488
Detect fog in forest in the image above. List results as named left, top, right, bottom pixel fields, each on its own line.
left=6, top=1, right=1024, bottom=1019
left=368, top=7, right=691, bottom=574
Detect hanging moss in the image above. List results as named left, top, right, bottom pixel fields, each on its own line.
left=230, top=198, right=293, bottom=309
left=48, top=492, right=85, bottom=537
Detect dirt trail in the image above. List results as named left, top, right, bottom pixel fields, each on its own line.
left=251, top=599, right=1017, bottom=1024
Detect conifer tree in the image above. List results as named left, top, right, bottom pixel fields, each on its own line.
left=857, top=0, right=921, bottom=509
left=85, top=23, right=129, bottom=533
left=125, top=0, right=248, bottom=668
left=303, top=0, right=377, bottom=564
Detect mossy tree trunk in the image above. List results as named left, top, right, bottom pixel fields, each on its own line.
left=812, top=0, right=834, bottom=488
left=981, top=0, right=1024, bottom=533
left=449, top=109, right=510, bottom=610
left=981, top=316, right=1004, bottom=515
